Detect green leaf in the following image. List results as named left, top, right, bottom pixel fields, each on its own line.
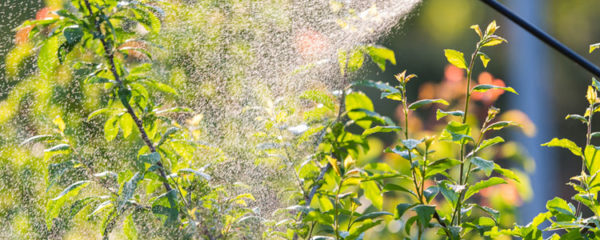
left=366, top=45, right=396, bottom=71
left=474, top=136, right=504, bottom=153
left=493, top=164, right=520, bottom=183
left=86, top=76, right=115, bottom=84
left=481, top=35, right=507, bottom=47
left=478, top=52, right=491, bottom=68
left=424, top=186, right=439, bottom=202
left=353, top=211, right=392, bottom=223
left=484, top=121, right=518, bottom=132
left=38, top=36, right=60, bottom=76
left=436, top=109, right=464, bottom=120
left=439, top=181, right=461, bottom=205
left=348, top=48, right=364, bottom=72
left=384, top=184, right=416, bottom=197
left=396, top=203, right=415, bottom=218
left=317, top=194, right=333, bottom=212
left=541, top=138, right=582, bottom=157
left=472, top=84, right=518, bottom=95
left=139, top=152, right=161, bottom=166
left=360, top=180, right=382, bottom=210
left=45, top=143, right=70, bottom=153
left=546, top=197, right=575, bottom=220
left=346, top=219, right=383, bottom=240
left=408, top=99, right=449, bottom=110
left=120, top=114, right=134, bottom=138
left=104, top=115, right=120, bottom=142
left=178, top=168, right=211, bottom=181
left=63, top=26, right=83, bottom=45
left=591, top=132, right=600, bottom=139
left=362, top=126, right=402, bottom=136
left=470, top=157, right=494, bottom=176
left=152, top=190, right=179, bottom=226
left=444, top=49, right=467, bottom=70
left=590, top=43, right=600, bottom=53
left=88, top=108, right=111, bottom=120
left=426, top=159, right=461, bottom=179
left=53, top=115, right=66, bottom=132
left=300, top=90, right=336, bottom=110
left=20, top=135, right=57, bottom=146
left=352, top=80, right=400, bottom=95
left=440, top=121, right=473, bottom=144
left=118, top=172, right=144, bottom=212
left=52, top=180, right=91, bottom=201
left=123, top=213, right=138, bottom=240
left=402, top=139, right=423, bottom=150
left=346, top=92, right=374, bottom=129
left=565, top=114, right=587, bottom=124
left=464, top=177, right=506, bottom=200
left=584, top=145, right=600, bottom=174
left=414, top=205, right=436, bottom=226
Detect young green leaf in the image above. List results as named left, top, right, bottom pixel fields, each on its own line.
left=470, top=157, right=494, bottom=177
left=584, top=145, right=600, bottom=174
left=408, top=99, right=449, bottom=110
left=478, top=52, right=491, bottom=68
left=348, top=48, right=364, bottom=72
left=493, top=164, right=520, bottom=183
left=565, top=114, right=587, bottom=124
left=118, top=172, right=145, bottom=212
left=590, top=43, right=600, bottom=54
left=360, top=180, right=383, bottom=210
left=52, top=180, right=91, bottom=201
left=413, top=205, right=436, bottom=226
left=353, top=211, right=392, bottom=223
left=366, top=45, right=396, bottom=71
left=541, top=138, right=582, bottom=157
left=53, top=115, right=66, bottom=132
left=440, top=121, right=473, bottom=144
left=472, top=84, right=518, bottom=95
left=104, top=115, right=120, bottom=142
left=123, top=213, right=138, bottom=240
left=444, top=49, right=467, bottom=70
left=436, top=109, right=464, bottom=120
left=362, top=126, right=402, bottom=136
left=464, top=177, right=506, bottom=200
left=473, top=136, right=504, bottom=153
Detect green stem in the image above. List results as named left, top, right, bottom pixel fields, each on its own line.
left=334, top=177, right=345, bottom=240
left=452, top=43, right=481, bottom=226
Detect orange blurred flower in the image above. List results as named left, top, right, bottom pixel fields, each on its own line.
left=471, top=72, right=506, bottom=105
left=294, top=29, right=330, bottom=60
left=480, top=179, right=522, bottom=207
left=15, top=25, right=33, bottom=45
left=36, top=7, right=58, bottom=20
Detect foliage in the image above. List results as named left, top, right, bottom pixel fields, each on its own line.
left=0, top=0, right=558, bottom=239
left=498, top=44, right=600, bottom=240
left=11, top=0, right=259, bottom=239
left=263, top=21, right=530, bottom=240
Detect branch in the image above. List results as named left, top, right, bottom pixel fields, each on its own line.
left=82, top=0, right=172, bottom=192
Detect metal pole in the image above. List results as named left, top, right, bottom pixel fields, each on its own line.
left=481, top=0, right=600, bottom=78
left=502, top=0, right=556, bottom=227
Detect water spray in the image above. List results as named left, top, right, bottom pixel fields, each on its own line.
left=481, top=0, right=600, bottom=78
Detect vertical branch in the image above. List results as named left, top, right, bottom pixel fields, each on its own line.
left=452, top=44, right=481, bottom=226
left=82, top=0, right=172, bottom=193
